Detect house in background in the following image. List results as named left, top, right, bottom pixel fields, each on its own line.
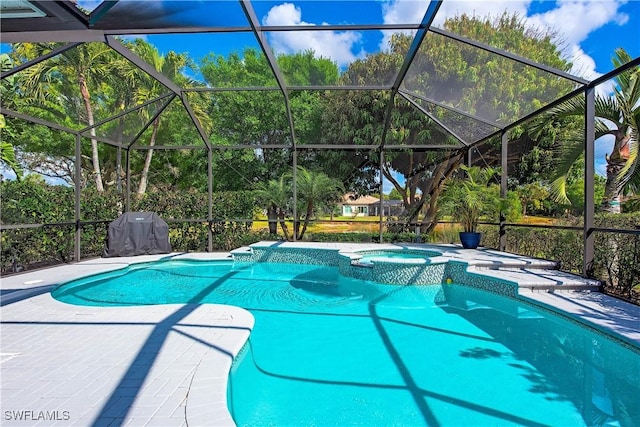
left=341, top=194, right=380, bottom=216
left=341, top=194, right=405, bottom=217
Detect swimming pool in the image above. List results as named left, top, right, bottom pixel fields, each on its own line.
left=52, top=260, right=640, bottom=426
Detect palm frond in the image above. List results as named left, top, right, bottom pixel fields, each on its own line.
left=617, top=113, right=640, bottom=192
left=594, top=120, right=614, bottom=140
left=0, top=141, right=22, bottom=179
left=547, top=130, right=585, bottom=203
left=612, top=48, right=636, bottom=92
left=594, top=95, right=621, bottom=125
left=617, top=69, right=640, bottom=124
left=549, top=175, right=571, bottom=204
left=527, top=95, right=584, bottom=139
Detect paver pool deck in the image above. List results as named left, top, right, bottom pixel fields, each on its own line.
left=1, top=242, right=639, bottom=426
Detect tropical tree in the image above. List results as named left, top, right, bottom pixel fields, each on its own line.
left=530, top=48, right=639, bottom=213
left=1, top=53, right=22, bottom=179
left=388, top=187, right=406, bottom=200
left=255, top=167, right=343, bottom=241
left=11, top=42, right=118, bottom=192
left=122, top=39, right=195, bottom=195
left=255, top=175, right=292, bottom=241
left=294, top=167, right=344, bottom=240
left=200, top=48, right=340, bottom=232
left=518, top=182, right=550, bottom=216
left=319, top=12, right=573, bottom=233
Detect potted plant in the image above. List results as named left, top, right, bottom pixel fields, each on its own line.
left=441, top=165, right=501, bottom=249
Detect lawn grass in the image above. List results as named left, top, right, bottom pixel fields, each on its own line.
left=251, top=215, right=557, bottom=235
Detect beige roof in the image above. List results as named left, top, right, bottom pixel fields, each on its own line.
left=342, top=194, right=380, bottom=205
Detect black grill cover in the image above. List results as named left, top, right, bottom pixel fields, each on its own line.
left=104, top=212, right=171, bottom=257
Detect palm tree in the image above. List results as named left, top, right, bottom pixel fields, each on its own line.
left=531, top=48, right=639, bottom=213
left=294, top=167, right=344, bottom=240
left=1, top=53, right=21, bottom=179
left=13, top=42, right=116, bottom=192
left=441, top=165, right=501, bottom=233
left=122, top=40, right=193, bottom=195
left=256, top=175, right=292, bottom=240
left=256, top=168, right=344, bottom=241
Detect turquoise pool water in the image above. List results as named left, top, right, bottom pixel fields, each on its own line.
left=52, top=260, right=640, bottom=426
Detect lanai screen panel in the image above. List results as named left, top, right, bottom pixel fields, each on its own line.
left=400, top=91, right=500, bottom=145
left=402, top=31, right=580, bottom=137
left=89, top=93, right=175, bottom=146
left=297, top=145, right=380, bottom=197
left=263, top=28, right=405, bottom=89
left=186, top=89, right=291, bottom=147
left=384, top=95, right=464, bottom=148
left=208, top=147, right=277, bottom=192
left=3, top=40, right=184, bottom=148
left=5, top=42, right=149, bottom=135
left=128, top=95, right=208, bottom=149
left=430, top=0, right=640, bottom=76
left=294, top=89, right=392, bottom=147
left=161, top=32, right=276, bottom=89
left=469, top=137, right=503, bottom=170
left=89, top=0, right=250, bottom=30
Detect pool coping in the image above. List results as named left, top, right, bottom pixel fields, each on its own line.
left=1, top=244, right=639, bottom=426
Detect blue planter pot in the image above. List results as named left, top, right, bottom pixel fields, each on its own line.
left=459, top=232, right=481, bottom=249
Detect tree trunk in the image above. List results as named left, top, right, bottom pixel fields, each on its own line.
left=293, top=217, right=301, bottom=240
left=278, top=209, right=290, bottom=241
left=79, top=72, right=104, bottom=192
left=267, top=206, right=278, bottom=234
left=602, top=131, right=630, bottom=213
left=137, top=118, right=160, bottom=195
left=419, top=152, right=464, bottom=233
left=298, top=201, right=314, bottom=240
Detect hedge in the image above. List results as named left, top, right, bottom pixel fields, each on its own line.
left=0, top=179, right=261, bottom=272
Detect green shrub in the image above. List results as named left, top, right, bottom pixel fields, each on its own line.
left=1, top=178, right=259, bottom=272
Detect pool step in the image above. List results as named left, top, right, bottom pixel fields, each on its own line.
left=467, top=254, right=600, bottom=291
left=472, top=267, right=601, bottom=291
left=472, top=261, right=559, bottom=270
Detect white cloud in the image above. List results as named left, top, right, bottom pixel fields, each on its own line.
left=565, top=44, right=617, bottom=98
left=527, top=0, right=628, bottom=47
left=379, top=0, right=427, bottom=50
left=262, top=3, right=365, bottom=67
left=526, top=0, right=629, bottom=79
